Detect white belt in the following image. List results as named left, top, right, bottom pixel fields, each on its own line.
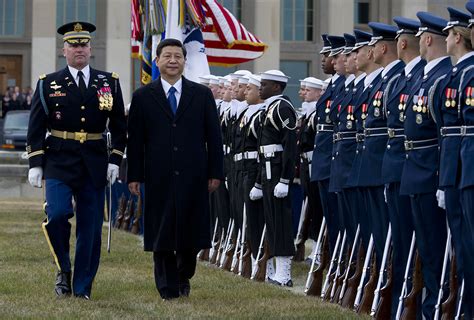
left=301, top=150, right=313, bottom=160
left=234, top=151, right=258, bottom=162
left=316, top=124, right=334, bottom=132
left=259, top=144, right=283, bottom=158
left=223, top=145, right=231, bottom=155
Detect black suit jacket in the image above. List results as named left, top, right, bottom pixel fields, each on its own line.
left=127, top=76, right=224, bottom=251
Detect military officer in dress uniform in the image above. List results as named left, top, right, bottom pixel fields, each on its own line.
left=310, top=35, right=346, bottom=254
left=400, top=12, right=452, bottom=318
left=431, top=7, right=473, bottom=317
left=249, top=70, right=297, bottom=287
left=358, top=23, right=405, bottom=272
left=240, top=74, right=266, bottom=275
left=382, top=16, right=426, bottom=318
left=328, top=33, right=366, bottom=248
left=298, top=77, right=324, bottom=262
left=459, top=3, right=474, bottom=316
left=26, top=21, right=127, bottom=299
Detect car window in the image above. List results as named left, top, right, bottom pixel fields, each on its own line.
left=4, top=112, right=30, bottom=130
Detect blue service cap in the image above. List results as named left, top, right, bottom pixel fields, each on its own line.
left=342, top=33, right=356, bottom=54
left=416, top=12, right=448, bottom=37
left=327, top=35, right=346, bottom=57
left=320, top=34, right=332, bottom=54
left=393, top=16, right=421, bottom=39
left=352, top=29, right=372, bottom=51
left=443, top=7, right=470, bottom=32
left=368, top=22, right=398, bottom=45
left=467, top=1, right=474, bottom=27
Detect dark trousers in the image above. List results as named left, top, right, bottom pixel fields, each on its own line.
left=445, top=187, right=464, bottom=281
left=386, top=182, right=414, bottom=319
left=153, top=249, right=199, bottom=299
left=461, top=187, right=474, bottom=319
left=410, top=193, right=447, bottom=320
left=44, top=178, right=104, bottom=296
left=363, top=186, right=389, bottom=270
left=337, top=189, right=357, bottom=246
left=318, top=179, right=339, bottom=255
left=344, top=187, right=370, bottom=251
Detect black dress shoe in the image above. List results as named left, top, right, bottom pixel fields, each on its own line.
left=267, top=278, right=293, bottom=287
left=160, top=289, right=179, bottom=301
left=55, top=271, right=72, bottom=298
left=179, top=279, right=190, bottom=297
left=74, top=294, right=90, bottom=300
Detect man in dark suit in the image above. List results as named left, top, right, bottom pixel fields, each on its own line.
left=26, top=21, right=127, bottom=300
left=127, top=38, right=224, bottom=301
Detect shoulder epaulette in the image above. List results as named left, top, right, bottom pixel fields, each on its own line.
left=39, top=74, right=46, bottom=80
left=111, top=72, right=119, bottom=79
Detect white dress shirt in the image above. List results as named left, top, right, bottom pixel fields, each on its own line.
left=161, top=77, right=183, bottom=107
left=68, top=65, right=90, bottom=88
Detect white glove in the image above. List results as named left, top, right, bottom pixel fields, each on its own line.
left=436, top=189, right=446, bottom=210
left=225, top=179, right=229, bottom=190
left=384, top=185, right=388, bottom=203
left=28, top=167, right=43, bottom=188
left=107, top=164, right=120, bottom=185
left=249, top=186, right=263, bottom=201
left=274, top=182, right=289, bottom=198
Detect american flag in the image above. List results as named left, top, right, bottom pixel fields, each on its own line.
left=201, top=0, right=267, bottom=66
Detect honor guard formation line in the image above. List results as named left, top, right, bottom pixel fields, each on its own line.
left=25, top=3, right=474, bottom=319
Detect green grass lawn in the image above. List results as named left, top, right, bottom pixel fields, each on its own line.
left=0, top=199, right=367, bottom=319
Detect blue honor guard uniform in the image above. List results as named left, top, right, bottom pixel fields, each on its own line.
left=26, top=21, right=126, bottom=299
left=400, top=12, right=451, bottom=318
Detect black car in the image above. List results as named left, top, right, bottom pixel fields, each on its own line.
left=2, top=110, right=29, bottom=151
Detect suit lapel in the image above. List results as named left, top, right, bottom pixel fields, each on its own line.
left=174, top=77, right=195, bottom=121
left=150, top=79, right=174, bottom=120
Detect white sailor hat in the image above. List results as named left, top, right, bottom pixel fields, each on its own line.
left=238, top=76, right=250, bottom=84
left=260, top=70, right=290, bottom=83
left=230, top=70, right=252, bottom=80
left=208, top=75, right=220, bottom=85
left=223, top=75, right=232, bottom=87
left=247, top=74, right=262, bottom=87
left=198, top=75, right=211, bottom=85
left=304, top=77, right=325, bottom=89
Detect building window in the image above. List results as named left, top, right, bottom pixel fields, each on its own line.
left=354, top=0, right=370, bottom=25
left=56, top=0, right=97, bottom=27
left=280, top=60, right=309, bottom=107
left=281, top=0, right=313, bottom=42
left=218, top=0, right=241, bottom=20
left=0, top=0, right=25, bottom=37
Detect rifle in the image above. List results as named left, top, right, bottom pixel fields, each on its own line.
left=357, top=253, right=377, bottom=314
left=435, top=228, right=452, bottom=320
left=230, top=229, right=241, bottom=273
left=211, top=227, right=225, bottom=265
left=120, top=195, right=134, bottom=231
left=396, top=231, right=416, bottom=319
left=370, top=224, right=392, bottom=319
left=321, top=231, right=342, bottom=299
left=305, top=218, right=328, bottom=296
left=353, top=235, right=374, bottom=311
left=219, top=219, right=234, bottom=268
left=221, top=220, right=236, bottom=271
left=130, top=195, right=142, bottom=235
left=106, top=131, right=112, bottom=253
left=454, top=279, right=464, bottom=320
left=208, top=218, right=220, bottom=263
left=238, top=206, right=252, bottom=278
left=113, top=193, right=126, bottom=229
left=328, top=230, right=347, bottom=302
left=341, top=242, right=365, bottom=308
left=252, top=225, right=269, bottom=282
left=338, top=224, right=360, bottom=305
left=441, top=254, right=458, bottom=320
left=400, top=251, right=423, bottom=320
left=294, top=197, right=309, bottom=262
left=216, top=220, right=232, bottom=266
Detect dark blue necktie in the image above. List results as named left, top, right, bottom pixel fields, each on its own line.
left=168, top=86, right=177, bottom=115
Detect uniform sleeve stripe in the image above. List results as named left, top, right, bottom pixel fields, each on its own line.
left=111, top=149, right=124, bottom=156
left=27, top=150, right=45, bottom=158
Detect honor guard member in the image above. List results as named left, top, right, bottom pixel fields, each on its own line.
left=298, top=77, right=324, bottom=262
left=241, top=74, right=266, bottom=275
left=249, top=70, right=297, bottom=286
left=329, top=32, right=365, bottom=246
left=400, top=12, right=452, bottom=318
left=431, top=7, right=473, bottom=317
left=383, top=16, right=426, bottom=318
left=231, top=74, right=250, bottom=250
left=360, top=22, right=405, bottom=270
left=26, top=21, right=127, bottom=299
left=345, top=29, right=383, bottom=251
left=310, top=35, right=346, bottom=253
left=458, top=2, right=474, bottom=316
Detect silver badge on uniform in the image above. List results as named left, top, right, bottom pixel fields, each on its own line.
left=416, top=114, right=423, bottom=124
left=374, top=107, right=380, bottom=117
left=325, top=115, right=331, bottom=123
left=346, top=121, right=353, bottom=129
left=399, top=112, right=404, bottom=122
